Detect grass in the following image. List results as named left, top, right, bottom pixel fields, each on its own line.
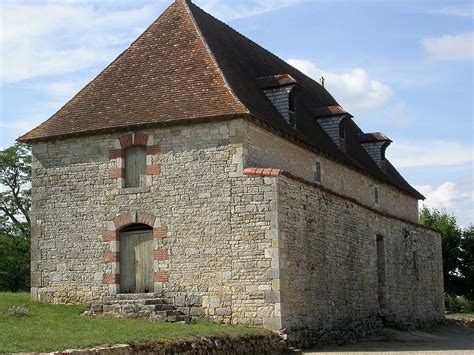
left=0, top=293, right=267, bottom=353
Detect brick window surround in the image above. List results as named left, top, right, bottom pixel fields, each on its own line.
left=108, top=133, right=161, bottom=184
left=102, top=211, right=169, bottom=294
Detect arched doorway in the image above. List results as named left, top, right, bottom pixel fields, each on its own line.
left=120, top=223, right=154, bottom=293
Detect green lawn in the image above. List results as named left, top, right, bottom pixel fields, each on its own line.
left=0, top=293, right=267, bottom=353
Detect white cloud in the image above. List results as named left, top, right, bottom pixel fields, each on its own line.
left=388, top=140, right=473, bottom=168
left=416, top=181, right=473, bottom=227
left=287, top=58, right=393, bottom=112
left=196, top=0, right=303, bottom=21
left=386, top=102, right=416, bottom=127
left=0, top=114, right=46, bottom=132
left=421, top=32, right=474, bottom=61
left=0, top=2, right=159, bottom=83
left=429, top=4, right=474, bottom=19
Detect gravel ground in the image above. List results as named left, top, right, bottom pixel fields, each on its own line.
left=304, top=321, right=474, bottom=355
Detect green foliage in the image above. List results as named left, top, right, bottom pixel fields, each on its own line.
left=0, top=293, right=267, bottom=353
left=0, top=142, right=31, bottom=291
left=459, top=226, right=474, bottom=299
left=0, top=142, right=31, bottom=239
left=420, top=207, right=473, bottom=301
left=445, top=294, right=474, bottom=314
left=0, top=234, right=30, bottom=291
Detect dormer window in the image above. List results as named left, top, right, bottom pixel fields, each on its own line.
left=358, top=132, right=392, bottom=172
left=313, top=106, right=350, bottom=152
left=257, top=74, right=299, bottom=128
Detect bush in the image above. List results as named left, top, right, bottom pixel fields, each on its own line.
left=445, top=294, right=474, bottom=313
left=7, top=305, right=30, bottom=316
left=0, top=234, right=30, bottom=291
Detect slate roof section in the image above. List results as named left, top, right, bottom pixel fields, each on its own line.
left=19, top=0, right=423, bottom=200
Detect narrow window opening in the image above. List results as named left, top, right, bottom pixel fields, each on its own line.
left=288, top=88, right=297, bottom=128
left=374, top=186, right=379, bottom=205
left=376, top=235, right=387, bottom=309
left=339, top=121, right=345, bottom=138
left=125, top=145, right=146, bottom=188
left=315, top=161, right=322, bottom=183
left=413, top=251, right=418, bottom=273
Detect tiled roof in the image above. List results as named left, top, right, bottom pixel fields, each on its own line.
left=19, top=0, right=423, bottom=200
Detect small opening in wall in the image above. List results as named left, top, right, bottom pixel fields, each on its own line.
left=413, top=251, right=418, bottom=273
left=376, top=235, right=387, bottom=308
left=120, top=223, right=152, bottom=233
left=374, top=186, right=379, bottom=205
left=315, top=161, right=322, bottom=183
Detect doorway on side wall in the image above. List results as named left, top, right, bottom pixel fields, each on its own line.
left=376, top=234, right=387, bottom=309
left=119, top=224, right=154, bottom=293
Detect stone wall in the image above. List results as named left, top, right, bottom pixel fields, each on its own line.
left=30, top=119, right=277, bottom=327
left=30, top=117, right=442, bottom=339
left=50, top=333, right=288, bottom=355
left=243, top=120, right=419, bottom=222
left=275, top=174, right=444, bottom=345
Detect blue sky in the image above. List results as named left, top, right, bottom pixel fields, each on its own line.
left=0, top=0, right=472, bottom=225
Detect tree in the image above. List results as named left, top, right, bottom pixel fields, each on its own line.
left=459, top=226, right=474, bottom=299
left=419, top=207, right=470, bottom=298
left=0, top=142, right=31, bottom=291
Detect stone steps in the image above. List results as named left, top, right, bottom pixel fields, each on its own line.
left=116, top=293, right=162, bottom=300
left=86, top=295, right=191, bottom=323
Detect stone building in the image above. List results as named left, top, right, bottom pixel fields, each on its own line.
left=20, top=0, right=444, bottom=346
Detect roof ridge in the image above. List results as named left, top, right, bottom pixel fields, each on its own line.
left=181, top=0, right=249, bottom=114
left=186, top=1, right=330, bottom=101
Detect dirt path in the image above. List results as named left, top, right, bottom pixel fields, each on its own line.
left=304, top=322, right=474, bottom=354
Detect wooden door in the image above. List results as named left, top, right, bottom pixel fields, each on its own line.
left=120, top=230, right=154, bottom=293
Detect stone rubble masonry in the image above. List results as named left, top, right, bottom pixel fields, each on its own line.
left=275, top=173, right=444, bottom=346
left=29, top=118, right=444, bottom=342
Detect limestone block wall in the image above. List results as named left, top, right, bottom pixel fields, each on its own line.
left=243, top=121, right=419, bottom=222
left=30, top=119, right=278, bottom=326
left=276, top=174, right=444, bottom=335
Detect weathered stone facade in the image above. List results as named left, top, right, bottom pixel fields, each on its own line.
left=30, top=118, right=444, bottom=344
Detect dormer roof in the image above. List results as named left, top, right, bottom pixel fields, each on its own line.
left=256, top=74, right=299, bottom=89
left=18, top=0, right=423, bottom=200
left=312, top=106, right=352, bottom=118
left=358, top=132, right=392, bottom=143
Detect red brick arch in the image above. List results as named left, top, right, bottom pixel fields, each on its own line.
left=108, top=133, right=161, bottom=180
left=102, top=211, right=169, bottom=291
